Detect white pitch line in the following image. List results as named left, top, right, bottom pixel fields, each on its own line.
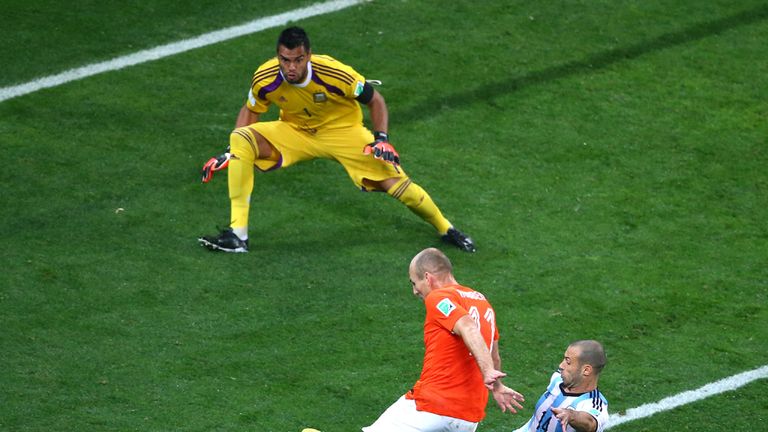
left=0, top=0, right=367, bottom=103
left=607, top=364, right=768, bottom=429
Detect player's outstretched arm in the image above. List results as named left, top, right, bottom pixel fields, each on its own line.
left=362, top=89, right=400, bottom=171
left=551, top=407, right=598, bottom=432
left=235, top=104, right=260, bottom=128
left=491, top=383, right=525, bottom=414
left=453, top=315, right=505, bottom=389
left=365, top=89, right=388, bottom=133
left=488, top=340, right=524, bottom=413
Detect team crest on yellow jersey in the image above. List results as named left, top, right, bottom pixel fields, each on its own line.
left=313, top=92, right=327, bottom=103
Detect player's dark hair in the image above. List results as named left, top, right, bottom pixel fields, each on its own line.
left=571, top=340, right=607, bottom=375
left=277, top=26, right=311, bottom=52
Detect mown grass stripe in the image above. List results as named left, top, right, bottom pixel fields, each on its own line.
left=607, top=364, right=768, bottom=428
left=0, top=0, right=367, bottom=103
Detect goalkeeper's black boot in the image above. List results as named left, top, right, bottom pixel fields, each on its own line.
left=198, top=228, right=249, bottom=253
left=441, top=227, right=477, bottom=253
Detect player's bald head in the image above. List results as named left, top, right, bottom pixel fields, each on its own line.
left=410, top=248, right=453, bottom=281
left=570, top=340, right=607, bottom=375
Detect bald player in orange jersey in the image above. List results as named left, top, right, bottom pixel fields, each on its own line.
left=362, top=248, right=524, bottom=432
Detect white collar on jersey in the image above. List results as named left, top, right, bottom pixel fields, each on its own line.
left=279, top=61, right=313, bottom=88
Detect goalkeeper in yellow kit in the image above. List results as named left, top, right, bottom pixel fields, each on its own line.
left=199, top=26, right=475, bottom=253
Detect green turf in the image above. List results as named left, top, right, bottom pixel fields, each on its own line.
left=1, top=1, right=767, bottom=431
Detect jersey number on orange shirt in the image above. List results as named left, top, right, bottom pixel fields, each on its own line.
left=468, top=305, right=496, bottom=353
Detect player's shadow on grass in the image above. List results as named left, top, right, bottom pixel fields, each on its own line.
left=398, top=4, right=768, bottom=122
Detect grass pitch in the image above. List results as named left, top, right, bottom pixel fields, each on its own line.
left=1, top=1, right=767, bottom=431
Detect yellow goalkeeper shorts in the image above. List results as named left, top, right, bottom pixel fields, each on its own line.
left=243, top=121, right=406, bottom=191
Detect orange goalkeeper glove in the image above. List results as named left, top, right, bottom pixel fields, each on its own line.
left=363, top=131, right=400, bottom=172
left=201, top=150, right=231, bottom=183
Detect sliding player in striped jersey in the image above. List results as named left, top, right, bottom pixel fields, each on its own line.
left=514, top=340, right=609, bottom=432
left=199, top=26, right=475, bottom=253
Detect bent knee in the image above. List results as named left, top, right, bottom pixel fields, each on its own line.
left=230, top=127, right=278, bottom=160
left=230, top=128, right=259, bottom=160
left=363, top=176, right=405, bottom=192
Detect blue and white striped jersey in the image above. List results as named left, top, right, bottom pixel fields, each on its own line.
left=513, top=372, right=609, bottom=432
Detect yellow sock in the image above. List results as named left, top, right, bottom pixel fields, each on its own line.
left=228, top=128, right=258, bottom=231
left=387, top=177, right=452, bottom=234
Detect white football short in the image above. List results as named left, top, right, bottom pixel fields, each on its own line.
left=362, top=395, right=478, bottom=432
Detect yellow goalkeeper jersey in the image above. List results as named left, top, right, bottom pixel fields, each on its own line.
left=246, top=54, right=367, bottom=132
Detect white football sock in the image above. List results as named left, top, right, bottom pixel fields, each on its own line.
left=232, top=227, right=248, bottom=241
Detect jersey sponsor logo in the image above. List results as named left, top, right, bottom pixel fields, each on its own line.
left=354, top=81, right=364, bottom=97
left=313, top=92, right=327, bottom=103
left=436, top=298, right=456, bottom=317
